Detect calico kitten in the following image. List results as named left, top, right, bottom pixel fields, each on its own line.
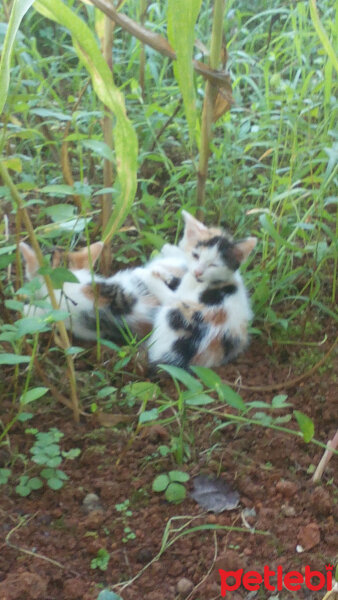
left=143, top=211, right=257, bottom=368
left=19, top=240, right=188, bottom=343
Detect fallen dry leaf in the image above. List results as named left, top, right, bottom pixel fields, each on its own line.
left=191, top=475, right=240, bottom=513
left=96, top=411, right=133, bottom=427
left=298, top=522, right=320, bottom=551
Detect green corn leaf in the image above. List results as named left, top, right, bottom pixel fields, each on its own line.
left=167, top=0, right=202, bottom=146
left=34, top=0, right=138, bottom=243
left=309, top=0, right=338, bottom=74
left=0, top=0, right=36, bottom=115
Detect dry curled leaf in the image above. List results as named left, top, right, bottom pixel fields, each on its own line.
left=298, top=522, right=320, bottom=551
left=191, top=474, right=240, bottom=513
left=96, top=411, right=132, bottom=428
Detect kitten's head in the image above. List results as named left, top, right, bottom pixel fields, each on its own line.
left=179, top=211, right=256, bottom=284
left=20, top=241, right=104, bottom=279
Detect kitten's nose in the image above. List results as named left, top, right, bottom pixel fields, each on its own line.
left=194, top=269, right=203, bottom=279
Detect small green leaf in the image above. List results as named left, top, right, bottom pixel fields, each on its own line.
left=0, top=353, right=30, bottom=365
left=17, top=412, right=33, bottom=422
left=97, top=386, right=117, bottom=398
left=28, top=477, right=43, bottom=490
left=20, top=387, right=48, bottom=405
left=0, top=468, right=11, bottom=485
left=44, top=203, right=76, bottom=221
left=97, top=591, right=123, bottom=600
left=5, top=299, right=24, bottom=311
left=168, top=470, right=190, bottom=483
left=82, top=139, right=115, bottom=162
left=165, top=482, right=186, bottom=503
left=271, top=394, right=290, bottom=408
left=38, top=266, right=79, bottom=288
left=183, top=391, right=214, bottom=406
left=152, top=474, right=170, bottom=492
left=62, top=448, right=81, bottom=459
left=294, top=410, right=314, bottom=443
left=217, top=384, right=246, bottom=411
left=40, top=184, right=75, bottom=195
left=47, top=477, right=65, bottom=490
left=190, top=366, right=222, bottom=388
left=138, top=408, right=159, bottom=424
left=31, top=108, right=71, bottom=121
left=16, top=316, right=50, bottom=336
left=248, top=401, right=271, bottom=409
left=65, top=346, right=84, bottom=355
left=159, top=364, right=202, bottom=392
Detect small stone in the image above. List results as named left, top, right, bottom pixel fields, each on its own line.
left=309, top=487, right=332, bottom=516
left=83, top=510, right=105, bottom=529
left=82, top=493, right=102, bottom=513
left=276, top=480, right=298, bottom=498
left=137, top=547, right=153, bottom=563
left=176, top=577, right=194, bottom=596
left=281, top=503, right=296, bottom=517
left=63, top=578, right=87, bottom=599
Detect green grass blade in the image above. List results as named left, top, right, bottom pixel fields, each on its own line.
left=167, top=0, right=202, bottom=147
left=309, top=0, right=338, bottom=74
left=0, top=0, right=35, bottom=115
left=34, top=0, right=138, bottom=243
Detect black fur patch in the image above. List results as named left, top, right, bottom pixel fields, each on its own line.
left=168, top=309, right=186, bottom=330
left=197, top=236, right=240, bottom=272
left=79, top=310, right=126, bottom=344
left=162, top=309, right=207, bottom=368
left=167, top=276, right=181, bottom=291
left=168, top=308, right=204, bottom=331
left=221, top=334, right=241, bottom=362
left=99, top=282, right=137, bottom=315
left=199, top=284, right=237, bottom=306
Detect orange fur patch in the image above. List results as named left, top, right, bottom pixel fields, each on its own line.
left=133, top=321, right=152, bottom=338
left=192, top=337, right=223, bottom=367
left=82, top=284, right=109, bottom=307
left=68, top=242, right=103, bottom=270
left=204, top=308, right=227, bottom=326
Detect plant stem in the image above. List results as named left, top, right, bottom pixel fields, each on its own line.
left=139, top=0, right=147, bottom=100
left=0, top=161, right=80, bottom=423
left=197, top=0, right=226, bottom=213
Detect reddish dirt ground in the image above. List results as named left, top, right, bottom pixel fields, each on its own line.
left=0, top=331, right=337, bottom=600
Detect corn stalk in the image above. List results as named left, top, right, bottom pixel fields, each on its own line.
left=197, top=0, right=226, bottom=212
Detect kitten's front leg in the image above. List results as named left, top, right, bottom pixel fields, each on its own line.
left=141, top=270, right=176, bottom=304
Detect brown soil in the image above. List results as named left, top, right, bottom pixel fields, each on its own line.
left=0, top=334, right=337, bottom=600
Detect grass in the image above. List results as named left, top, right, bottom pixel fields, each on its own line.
left=0, top=0, right=336, bottom=437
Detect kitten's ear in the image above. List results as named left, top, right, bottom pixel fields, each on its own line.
left=181, top=210, right=208, bottom=245
left=68, top=241, right=104, bottom=270
left=233, top=237, right=257, bottom=263
left=19, top=242, right=39, bottom=279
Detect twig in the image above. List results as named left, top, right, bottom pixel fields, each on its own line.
left=5, top=514, right=74, bottom=572
left=222, top=337, right=337, bottom=392
left=186, top=530, right=218, bottom=600
left=149, top=99, right=182, bottom=152
left=312, top=429, right=338, bottom=482
left=83, top=0, right=231, bottom=86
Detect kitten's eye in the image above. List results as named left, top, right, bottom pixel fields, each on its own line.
left=192, top=252, right=200, bottom=260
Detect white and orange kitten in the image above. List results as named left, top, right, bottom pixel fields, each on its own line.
left=20, top=211, right=256, bottom=368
